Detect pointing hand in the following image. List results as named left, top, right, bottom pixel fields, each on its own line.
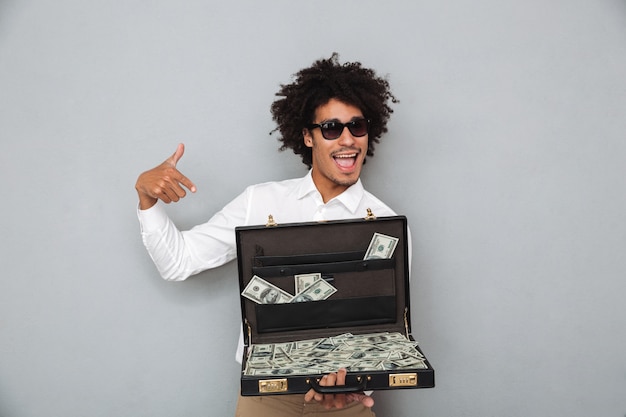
left=135, top=143, right=197, bottom=209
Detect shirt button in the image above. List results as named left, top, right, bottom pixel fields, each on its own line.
left=313, top=207, right=326, bottom=221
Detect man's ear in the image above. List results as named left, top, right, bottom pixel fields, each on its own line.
left=303, top=128, right=313, bottom=148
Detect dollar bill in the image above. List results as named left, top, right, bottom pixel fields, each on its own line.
left=272, top=347, right=294, bottom=366
left=273, top=342, right=294, bottom=355
left=295, top=338, right=323, bottom=350
left=248, top=368, right=297, bottom=376
left=294, top=273, right=321, bottom=294
left=251, top=343, right=274, bottom=357
left=364, top=233, right=399, bottom=259
left=241, top=275, right=293, bottom=304
left=290, top=278, right=337, bottom=302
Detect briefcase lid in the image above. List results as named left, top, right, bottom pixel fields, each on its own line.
left=236, top=214, right=411, bottom=346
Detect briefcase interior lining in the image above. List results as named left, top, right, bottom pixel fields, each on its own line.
left=236, top=216, right=409, bottom=345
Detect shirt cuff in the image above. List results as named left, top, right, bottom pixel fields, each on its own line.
left=137, top=201, right=170, bottom=233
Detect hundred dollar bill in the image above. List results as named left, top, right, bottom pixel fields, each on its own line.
left=241, top=275, right=293, bottom=304
left=295, top=338, right=323, bottom=350
left=247, top=356, right=271, bottom=366
left=273, top=342, right=294, bottom=355
left=393, top=357, right=428, bottom=368
left=251, top=343, right=274, bottom=357
left=352, top=359, right=384, bottom=370
left=294, top=273, right=321, bottom=294
left=272, top=347, right=294, bottom=366
left=349, top=332, right=404, bottom=344
left=364, top=233, right=399, bottom=260
left=249, top=368, right=297, bottom=376
left=290, top=278, right=337, bottom=302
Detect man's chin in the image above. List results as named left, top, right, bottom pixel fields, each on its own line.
left=331, top=173, right=360, bottom=188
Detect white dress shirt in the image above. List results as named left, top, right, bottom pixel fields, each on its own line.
left=138, top=171, right=398, bottom=281
left=137, top=171, right=402, bottom=361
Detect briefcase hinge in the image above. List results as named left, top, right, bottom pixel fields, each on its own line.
left=259, top=378, right=288, bottom=393
left=403, top=307, right=410, bottom=339
left=364, top=208, right=377, bottom=220
left=245, top=319, right=252, bottom=351
left=389, top=373, right=418, bottom=387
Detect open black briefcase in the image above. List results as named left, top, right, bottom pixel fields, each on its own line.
left=236, top=211, right=435, bottom=396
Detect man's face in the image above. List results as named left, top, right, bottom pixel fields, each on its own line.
left=265, top=289, right=279, bottom=303
left=304, top=98, right=368, bottom=201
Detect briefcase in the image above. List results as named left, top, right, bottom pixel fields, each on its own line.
left=236, top=211, right=435, bottom=396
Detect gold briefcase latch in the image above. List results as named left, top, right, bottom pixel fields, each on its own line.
left=266, top=214, right=278, bottom=227
left=259, top=378, right=288, bottom=393
left=364, top=208, right=376, bottom=220
left=389, top=373, right=418, bottom=387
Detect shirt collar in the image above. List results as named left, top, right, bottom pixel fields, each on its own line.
left=296, top=170, right=365, bottom=214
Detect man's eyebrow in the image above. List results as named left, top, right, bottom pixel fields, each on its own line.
left=319, top=116, right=365, bottom=124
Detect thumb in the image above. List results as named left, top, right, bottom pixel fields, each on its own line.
left=167, top=143, right=185, bottom=166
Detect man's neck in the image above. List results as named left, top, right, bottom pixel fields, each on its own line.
left=311, top=171, right=355, bottom=204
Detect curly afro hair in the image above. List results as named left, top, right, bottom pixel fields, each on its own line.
left=271, top=53, right=398, bottom=168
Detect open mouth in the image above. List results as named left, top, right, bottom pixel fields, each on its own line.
left=333, top=153, right=358, bottom=169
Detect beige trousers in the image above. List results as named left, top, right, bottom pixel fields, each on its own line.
left=235, top=393, right=376, bottom=417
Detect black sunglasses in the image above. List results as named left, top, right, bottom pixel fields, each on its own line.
left=307, top=118, right=370, bottom=140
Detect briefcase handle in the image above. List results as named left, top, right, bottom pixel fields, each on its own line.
left=307, top=375, right=369, bottom=394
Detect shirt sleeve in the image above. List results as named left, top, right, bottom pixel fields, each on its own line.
left=137, top=188, right=250, bottom=281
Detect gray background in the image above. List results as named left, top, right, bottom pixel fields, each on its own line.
left=1, top=1, right=625, bottom=416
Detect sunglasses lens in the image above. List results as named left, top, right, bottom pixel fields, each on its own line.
left=348, top=119, right=369, bottom=137
left=320, top=123, right=343, bottom=140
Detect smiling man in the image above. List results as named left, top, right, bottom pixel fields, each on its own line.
left=135, top=53, right=399, bottom=416
left=305, top=99, right=369, bottom=201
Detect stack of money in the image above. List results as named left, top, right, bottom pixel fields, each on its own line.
left=243, top=332, right=427, bottom=376
left=242, top=273, right=336, bottom=304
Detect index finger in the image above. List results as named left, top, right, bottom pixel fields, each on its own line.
left=178, top=173, right=197, bottom=193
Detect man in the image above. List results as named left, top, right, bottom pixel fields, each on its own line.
left=136, top=53, right=400, bottom=416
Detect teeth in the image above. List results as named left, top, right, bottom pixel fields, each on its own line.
left=334, top=154, right=357, bottom=158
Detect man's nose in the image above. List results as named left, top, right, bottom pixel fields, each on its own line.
left=337, top=126, right=356, bottom=145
